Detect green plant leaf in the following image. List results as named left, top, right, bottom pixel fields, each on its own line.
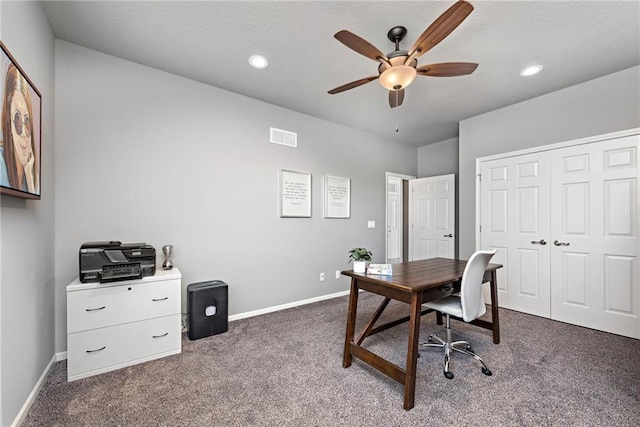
left=348, top=247, right=373, bottom=262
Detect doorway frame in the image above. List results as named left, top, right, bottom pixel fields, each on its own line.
left=385, top=171, right=415, bottom=263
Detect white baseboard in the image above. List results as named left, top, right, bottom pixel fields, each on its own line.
left=228, top=289, right=350, bottom=322
left=12, top=354, right=56, bottom=427
left=55, top=289, right=350, bottom=362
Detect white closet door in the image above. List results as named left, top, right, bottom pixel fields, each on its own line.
left=409, top=174, right=455, bottom=260
left=550, top=135, right=639, bottom=338
left=480, top=152, right=551, bottom=317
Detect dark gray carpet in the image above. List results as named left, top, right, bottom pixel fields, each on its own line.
left=23, top=293, right=640, bottom=426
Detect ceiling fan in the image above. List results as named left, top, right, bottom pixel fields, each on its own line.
left=328, top=0, right=478, bottom=108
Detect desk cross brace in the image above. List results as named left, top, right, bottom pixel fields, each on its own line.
left=357, top=297, right=435, bottom=346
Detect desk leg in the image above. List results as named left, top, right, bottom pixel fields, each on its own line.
left=343, top=278, right=359, bottom=368
left=404, top=292, right=422, bottom=410
left=490, top=270, right=500, bottom=344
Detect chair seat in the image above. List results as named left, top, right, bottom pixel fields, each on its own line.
left=423, top=295, right=463, bottom=318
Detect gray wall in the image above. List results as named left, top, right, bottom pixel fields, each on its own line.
left=54, top=41, right=417, bottom=352
left=0, top=2, right=55, bottom=425
left=417, top=137, right=459, bottom=178
left=458, top=66, right=640, bottom=258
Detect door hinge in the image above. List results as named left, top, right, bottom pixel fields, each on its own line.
left=477, top=173, right=482, bottom=182
left=479, top=225, right=482, bottom=233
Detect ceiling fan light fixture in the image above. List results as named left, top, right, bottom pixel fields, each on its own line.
left=379, top=65, right=417, bottom=91
left=248, top=55, right=269, bottom=70
left=520, top=65, right=543, bottom=77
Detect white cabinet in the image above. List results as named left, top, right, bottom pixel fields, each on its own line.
left=478, top=129, right=639, bottom=339
left=67, top=268, right=182, bottom=381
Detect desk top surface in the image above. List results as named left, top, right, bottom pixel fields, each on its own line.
left=342, top=257, right=501, bottom=293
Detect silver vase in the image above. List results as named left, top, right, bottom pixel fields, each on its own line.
left=162, top=244, right=174, bottom=270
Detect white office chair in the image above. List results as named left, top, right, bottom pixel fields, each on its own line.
left=420, top=249, right=497, bottom=379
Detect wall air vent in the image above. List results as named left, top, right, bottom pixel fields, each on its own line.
left=270, top=127, right=297, bottom=148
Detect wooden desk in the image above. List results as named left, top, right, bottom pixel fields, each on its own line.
left=341, top=257, right=502, bottom=411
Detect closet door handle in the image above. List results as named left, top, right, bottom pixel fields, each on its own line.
left=531, top=239, right=547, bottom=245
left=443, top=234, right=453, bottom=238
left=553, top=240, right=570, bottom=246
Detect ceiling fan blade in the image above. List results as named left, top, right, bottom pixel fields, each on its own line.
left=328, top=75, right=379, bottom=94
left=334, top=30, right=389, bottom=63
left=407, top=1, right=474, bottom=60
left=417, top=62, right=478, bottom=77
left=389, top=89, right=405, bottom=108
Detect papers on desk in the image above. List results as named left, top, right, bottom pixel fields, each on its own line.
left=367, top=263, right=393, bottom=275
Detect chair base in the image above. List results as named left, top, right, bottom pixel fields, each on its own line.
left=419, top=314, right=492, bottom=379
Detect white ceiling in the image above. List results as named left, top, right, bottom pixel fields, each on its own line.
left=41, top=1, right=640, bottom=147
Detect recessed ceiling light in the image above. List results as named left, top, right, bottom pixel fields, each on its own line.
left=520, top=65, right=543, bottom=77
left=248, top=55, right=269, bottom=70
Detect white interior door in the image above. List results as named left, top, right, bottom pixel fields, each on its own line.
left=550, top=135, right=639, bottom=338
left=409, top=174, right=455, bottom=261
left=479, top=152, right=551, bottom=317
left=386, top=176, right=402, bottom=263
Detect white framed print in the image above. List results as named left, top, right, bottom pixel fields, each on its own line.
left=279, top=169, right=311, bottom=218
left=324, top=175, right=350, bottom=218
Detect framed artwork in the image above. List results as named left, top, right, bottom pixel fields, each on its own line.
left=324, top=175, right=350, bottom=218
left=1, top=42, right=42, bottom=200
left=279, top=169, right=311, bottom=218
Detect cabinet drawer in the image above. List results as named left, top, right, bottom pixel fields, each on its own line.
left=67, top=279, right=180, bottom=333
left=67, top=314, right=181, bottom=380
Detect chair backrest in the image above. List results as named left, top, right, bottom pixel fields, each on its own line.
left=460, top=249, right=498, bottom=322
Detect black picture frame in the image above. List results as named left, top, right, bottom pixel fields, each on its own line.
left=1, top=41, right=42, bottom=200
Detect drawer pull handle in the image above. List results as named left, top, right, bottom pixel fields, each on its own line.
left=153, top=332, right=169, bottom=339
left=86, top=346, right=106, bottom=353
left=85, top=306, right=106, bottom=312
left=152, top=297, right=169, bottom=302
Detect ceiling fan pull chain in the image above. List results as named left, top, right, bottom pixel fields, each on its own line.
left=395, top=92, right=399, bottom=132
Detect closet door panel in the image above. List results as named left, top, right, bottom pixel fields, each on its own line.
left=550, top=135, right=639, bottom=338
left=480, top=152, right=551, bottom=317
left=561, top=252, right=590, bottom=307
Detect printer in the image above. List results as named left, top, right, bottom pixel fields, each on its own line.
left=79, top=241, right=156, bottom=283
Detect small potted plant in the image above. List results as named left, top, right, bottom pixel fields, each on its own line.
left=348, top=247, right=373, bottom=273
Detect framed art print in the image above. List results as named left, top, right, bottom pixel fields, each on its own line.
left=1, top=42, right=42, bottom=200
left=324, top=175, right=350, bottom=218
left=279, top=169, right=311, bottom=218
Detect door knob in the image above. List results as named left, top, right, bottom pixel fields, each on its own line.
left=443, top=233, right=453, bottom=238
left=553, top=240, right=570, bottom=246
left=530, top=239, right=547, bottom=245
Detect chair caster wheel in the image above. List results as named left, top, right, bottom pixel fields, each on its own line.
left=428, top=336, right=434, bottom=343
left=482, top=367, right=492, bottom=376
left=444, top=371, right=454, bottom=380
left=466, top=346, right=474, bottom=353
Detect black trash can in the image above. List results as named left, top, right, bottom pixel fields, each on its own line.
left=187, top=280, right=228, bottom=340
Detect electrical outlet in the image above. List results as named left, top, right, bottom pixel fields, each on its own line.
left=320, top=272, right=325, bottom=281
left=335, top=270, right=341, bottom=279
